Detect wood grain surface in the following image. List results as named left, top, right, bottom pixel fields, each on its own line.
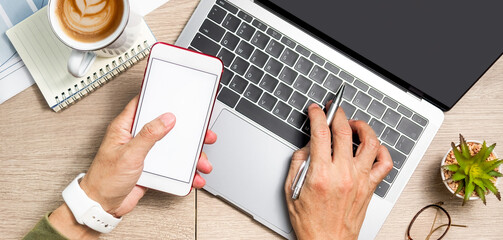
left=1, top=0, right=502, bottom=239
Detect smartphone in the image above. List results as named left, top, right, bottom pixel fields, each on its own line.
left=132, top=42, right=222, bottom=196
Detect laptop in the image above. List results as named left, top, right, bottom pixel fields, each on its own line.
left=175, top=0, right=503, bottom=238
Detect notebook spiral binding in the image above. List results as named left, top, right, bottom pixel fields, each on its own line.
left=52, top=40, right=152, bottom=112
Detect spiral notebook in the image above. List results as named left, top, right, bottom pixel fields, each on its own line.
left=6, top=7, right=156, bottom=112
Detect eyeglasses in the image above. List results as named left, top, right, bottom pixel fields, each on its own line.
left=406, top=202, right=467, bottom=240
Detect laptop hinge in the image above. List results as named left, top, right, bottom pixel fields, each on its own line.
left=406, top=86, right=423, bottom=102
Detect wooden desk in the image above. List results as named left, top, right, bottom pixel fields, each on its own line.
left=1, top=0, right=502, bottom=239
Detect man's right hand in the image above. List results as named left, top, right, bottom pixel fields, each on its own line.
left=284, top=104, right=393, bottom=239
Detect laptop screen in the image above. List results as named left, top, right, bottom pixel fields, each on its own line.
left=257, top=0, right=503, bottom=111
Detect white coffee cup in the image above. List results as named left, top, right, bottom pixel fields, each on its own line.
left=48, top=0, right=140, bottom=78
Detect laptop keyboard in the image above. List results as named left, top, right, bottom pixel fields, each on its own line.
left=188, top=0, right=428, bottom=198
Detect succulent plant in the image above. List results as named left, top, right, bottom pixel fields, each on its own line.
left=443, top=134, right=502, bottom=205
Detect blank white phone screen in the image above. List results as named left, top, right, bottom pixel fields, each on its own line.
left=134, top=58, right=218, bottom=183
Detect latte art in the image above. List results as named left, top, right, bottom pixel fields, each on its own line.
left=57, top=0, right=124, bottom=43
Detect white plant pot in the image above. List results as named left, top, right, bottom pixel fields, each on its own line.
left=440, top=140, right=501, bottom=200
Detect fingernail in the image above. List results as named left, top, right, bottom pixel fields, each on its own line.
left=159, top=113, right=176, bottom=128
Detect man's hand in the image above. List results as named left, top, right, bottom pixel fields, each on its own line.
left=49, top=96, right=216, bottom=239
left=284, top=104, right=393, bottom=240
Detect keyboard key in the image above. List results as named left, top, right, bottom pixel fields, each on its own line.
left=279, top=67, right=298, bottom=85
left=293, top=75, right=312, bottom=94
left=250, top=50, right=269, bottom=68
left=222, top=15, right=241, bottom=32
left=273, top=101, right=292, bottom=120
left=259, top=74, right=279, bottom=93
left=221, top=32, right=240, bottom=51
left=383, top=97, right=398, bottom=109
left=265, top=40, right=285, bottom=58
left=237, top=11, right=252, bottom=23
left=325, top=62, right=340, bottom=75
left=230, top=57, right=250, bottom=75
left=301, top=119, right=311, bottom=135
left=397, top=118, right=423, bottom=140
left=208, top=5, right=226, bottom=24
left=236, top=99, right=309, bottom=148
left=368, top=88, right=384, bottom=100
left=368, top=100, right=386, bottom=119
left=244, top=84, right=263, bottom=103
left=218, top=87, right=240, bottom=108
left=236, top=22, right=255, bottom=41
left=252, top=19, right=267, bottom=31
left=216, top=0, right=238, bottom=14
left=244, top=65, right=264, bottom=84
left=279, top=48, right=299, bottom=67
left=274, top=83, right=293, bottom=101
left=251, top=31, right=270, bottom=50
left=281, top=36, right=296, bottom=49
left=200, top=19, right=225, bottom=42
left=397, top=105, right=413, bottom=118
left=235, top=41, right=254, bottom=59
left=191, top=33, right=220, bottom=56
left=339, top=70, right=354, bottom=83
left=309, top=54, right=325, bottom=66
left=342, top=84, right=357, bottom=101
left=217, top=48, right=235, bottom=67
left=412, top=114, right=428, bottom=127
left=352, top=91, right=372, bottom=110
left=295, top=57, right=314, bottom=75
left=295, top=45, right=310, bottom=57
left=384, top=168, right=399, bottom=184
left=340, top=101, right=356, bottom=119
left=396, top=136, right=414, bottom=155
left=385, top=144, right=407, bottom=169
left=375, top=181, right=390, bottom=198
left=229, top=75, right=248, bottom=94
left=382, top=109, right=401, bottom=127
left=323, top=74, right=343, bottom=92
left=369, top=118, right=386, bottom=136
left=221, top=69, right=234, bottom=85
left=307, top=84, right=327, bottom=103
left=264, top=58, right=283, bottom=77
left=353, top=79, right=369, bottom=91
left=322, top=92, right=335, bottom=106
left=353, top=110, right=371, bottom=123
left=381, top=127, right=400, bottom=145
left=266, top=28, right=281, bottom=40
left=287, top=110, right=307, bottom=129
left=309, top=66, right=328, bottom=84
left=288, top=91, right=308, bottom=110
left=303, top=100, right=320, bottom=114
left=258, top=92, right=277, bottom=111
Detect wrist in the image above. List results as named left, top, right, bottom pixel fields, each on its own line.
left=48, top=204, right=100, bottom=240
left=79, top=176, right=115, bottom=215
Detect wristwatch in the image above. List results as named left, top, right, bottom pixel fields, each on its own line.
left=62, top=173, right=122, bottom=233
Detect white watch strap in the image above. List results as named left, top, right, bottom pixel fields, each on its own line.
left=62, top=173, right=122, bottom=233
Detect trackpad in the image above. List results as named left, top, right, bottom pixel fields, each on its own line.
left=202, top=110, right=295, bottom=234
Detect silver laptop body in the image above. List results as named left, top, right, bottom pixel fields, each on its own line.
left=175, top=0, right=444, bottom=239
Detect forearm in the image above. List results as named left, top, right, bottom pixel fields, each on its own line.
left=48, top=204, right=100, bottom=240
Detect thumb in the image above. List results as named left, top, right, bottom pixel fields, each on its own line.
left=127, top=113, right=176, bottom=155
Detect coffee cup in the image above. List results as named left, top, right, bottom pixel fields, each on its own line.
left=48, top=0, right=140, bottom=77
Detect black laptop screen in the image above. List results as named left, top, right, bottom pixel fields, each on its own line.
left=258, top=0, right=503, bottom=110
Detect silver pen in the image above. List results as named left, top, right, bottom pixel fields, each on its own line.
left=291, top=85, right=345, bottom=199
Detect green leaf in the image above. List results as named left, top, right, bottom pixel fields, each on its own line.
left=475, top=186, right=487, bottom=205
left=480, top=143, right=496, bottom=164
left=452, top=142, right=467, bottom=169
left=463, top=181, right=475, bottom=206
left=452, top=171, right=466, bottom=181
left=459, top=134, right=471, bottom=159
left=482, top=160, right=501, bottom=172
left=472, top=142, right=487, bottom=164
left=481, top=179, right=501, bottom=201
left=473, top=178, right=486, bottom=190
left=454, top=180, right=465, bottom=195
left=443, top=164, right=460, bottom=172
left=488, top=171, right=503, bottom=177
